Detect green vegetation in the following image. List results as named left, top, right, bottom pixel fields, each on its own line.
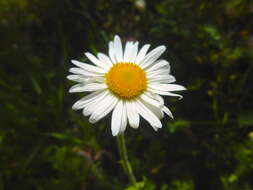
left=0, top=0, right=252, bottom=189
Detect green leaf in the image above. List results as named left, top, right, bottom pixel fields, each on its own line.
left=238, top=113, right=253, bottom=127
left=125, top=177, right=156, bottom=190
left=49, top=133, right=83, bottom=145
left=167, top=120, right=191, bottom=133
left=203, top=25, right=221, bottom=40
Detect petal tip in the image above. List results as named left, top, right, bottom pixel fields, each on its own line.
left=158, top=45, right=166, bottom=51
left=68, top=89, right=74, bottom=93
left=181, top=86, right=187, bottom=90
left=114, top=34, right=120, bottom=39
left=71, top=104, right=78, bottom=110
left=71, top=60, right=76, bottom=64
left=112, top=131, right=118, bottom=136
left=89, top=118, right=96, bottom=124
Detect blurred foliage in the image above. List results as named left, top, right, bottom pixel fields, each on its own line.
left=0, top=0, right=253, bottom=189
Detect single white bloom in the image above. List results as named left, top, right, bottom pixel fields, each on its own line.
left=67, top=35, right=186, bottom=136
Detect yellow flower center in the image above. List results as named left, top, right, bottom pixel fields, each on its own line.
left=105, top=63, right=147, bottom=99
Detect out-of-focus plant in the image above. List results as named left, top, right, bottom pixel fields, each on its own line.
left=0, top=0, right=252, bottom=189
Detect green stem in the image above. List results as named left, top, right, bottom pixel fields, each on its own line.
left=116, top=133, right=137, bottom=185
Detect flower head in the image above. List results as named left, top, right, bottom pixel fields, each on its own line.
left=67, top=35, right=186, bottom=136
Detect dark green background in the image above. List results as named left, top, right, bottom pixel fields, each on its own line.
left=0, top=0, right=253, bottom=189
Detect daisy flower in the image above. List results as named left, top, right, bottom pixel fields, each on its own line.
left=67, top=35, right=186, bottom=136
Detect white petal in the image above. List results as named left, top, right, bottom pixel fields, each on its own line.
left=67, top=75, right=88, bottom=83
left=162, top=106, right=174, bottom=119
left=120, top=102, right=127, bottom=133
left=140, top=93, right=163, bottom=108
left=145, top=91, right=165, bottom=105
left=146, top=60, right=170, bottom=73
left=139, top=46, right=166, bottom=69
left=72, top=90, right=107, bottom=110
left=126, top=101, right=140, bottom=129
left=109, top=41, right=117, bottom=63
left=69, top=84, right=84, bottom=93
left=69, top=83, right=107, bottom=93
left=111, top=100, right=124, bottom=136
left=135, top=44, right=150, bottom=64
left=148, top=75, right=176, bottom=83
left=86, top=76, right=105, bottom=83
left=82, top=106, right=94, bottom=116
left=142, top=100, right=164, bottom=119
left=89, top=94, right=118, bottom=123
left=147, top=67, right=170, bottom=77
left=81, top=91, right=110, bottom=116
left=97, top=53, right=113, bottom=68
left=114, top=35, right=123, bottom=62
left=123, top=41, right=139, bottom=63
left=123, top=42, right=133, bottom=62
left=69, top=67, right=102, bottom=77
left=84, top=53, right=108, bottom=70
left=135, top=99, right=162, bottom=130
left=129, top=42, right=139, bottom=63
left=68, top=75, right=104, bottom=84
left=148, top=88, right=183, bottom=99
left=153, top=93, right=165, bottom=105
left=82, top=102, right=97, bottom=116
left=168, top=84, right=186, bottom=91
left=72, top=60, right=106, bottom=74
left=149, top=84, right=186, bottom=92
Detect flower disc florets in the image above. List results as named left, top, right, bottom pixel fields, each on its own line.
left=106, top=62, right=147, bottom=99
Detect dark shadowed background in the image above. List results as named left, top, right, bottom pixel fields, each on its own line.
left=0, top=0, right=253, bottom=189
